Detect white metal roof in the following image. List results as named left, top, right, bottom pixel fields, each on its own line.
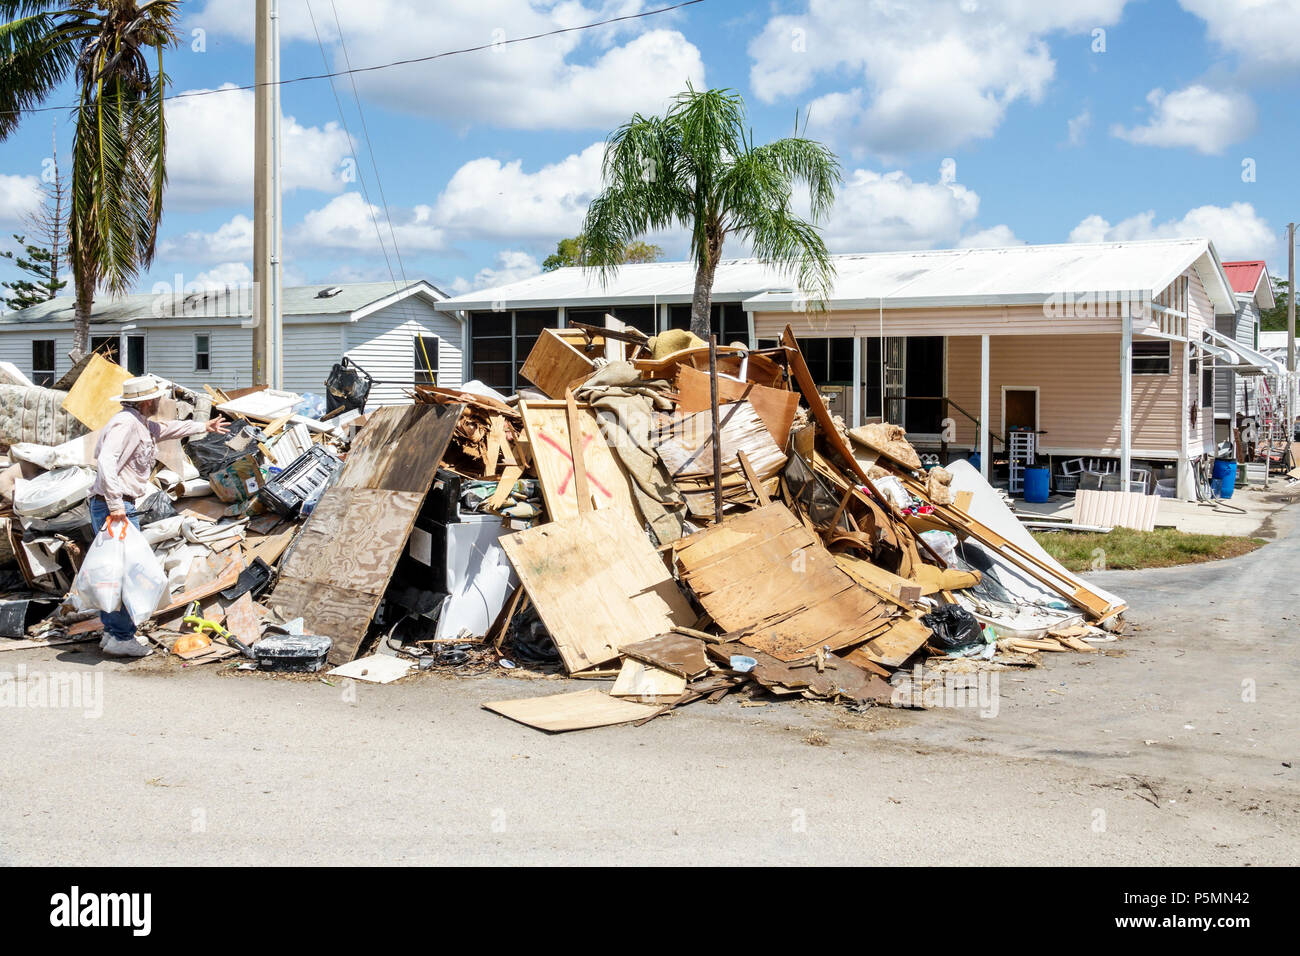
left=436, top=238, right=1238, bottom=317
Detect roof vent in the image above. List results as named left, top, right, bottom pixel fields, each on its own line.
left=316, top=286, right=343, bottom=298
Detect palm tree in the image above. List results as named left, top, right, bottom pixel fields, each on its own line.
left=582, top=84, right=841, bottom=339
left=0, top=1, right=181, bottom=356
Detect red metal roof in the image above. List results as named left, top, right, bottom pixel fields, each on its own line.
left=1221, top=260, right=1267, bottom=294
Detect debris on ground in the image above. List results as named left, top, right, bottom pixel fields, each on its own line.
left=0, top=332, right=1127, bottom=733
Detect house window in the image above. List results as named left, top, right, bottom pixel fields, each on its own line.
left=794, top=337, right=855, bottom=384
left=1131, top=340, right=1171, bottom=375
left=414, top=335, right=438, bottom=386
left=468, top=309, right=559, bottom=392
left=90, top=335, right=120, bottom=364
left=1193, top=354, right=1213, bottom=409
left=668, top=303, right=749, bottom=344
left=32, top=339, right=55, bottom=387
left=125, top=334, right=145, bottom=375
left=194, top=333, right=211, bottom=372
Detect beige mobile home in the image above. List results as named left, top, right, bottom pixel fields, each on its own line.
left=436, top=237, right=1260, bottom=499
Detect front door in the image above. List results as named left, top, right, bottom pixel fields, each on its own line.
left=1004, top=387, right=1038, bottom=433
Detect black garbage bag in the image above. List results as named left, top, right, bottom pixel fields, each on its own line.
left=921, top=604, right=984, bottom=653
left=325, top=357, right=373, bottom=414
left=24, top=501, right=93, bottom=541
left=184, top=419, right=265, bottom=478
left=135, top=489, right=178, bottom=526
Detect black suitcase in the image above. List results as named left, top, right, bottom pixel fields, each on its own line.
left=254, top=633, right=332, bottom=673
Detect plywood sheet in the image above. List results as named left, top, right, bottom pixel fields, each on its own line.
left=520, top=401, right=637, bottom=522
left=483, top=687, right=659, bottom=732
left=336, top=403, right=462, bottom=492
left=60, top=354, right=132, bottom=430
left=270, top=404, right=459, bottom=663
left=500, top=509, right=696, bottom=673
left=270, top=488, right=425, bottom=663
left=675, top=503, right=893, bottom=662
left=619, top=632, right=709, bottom=679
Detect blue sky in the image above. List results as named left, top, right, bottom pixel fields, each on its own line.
left=2, top=0, right=1297, bottom=306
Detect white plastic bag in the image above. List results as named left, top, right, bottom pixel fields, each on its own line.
left=69, top=515, right=168, bottom=624
left=120, top=521, right=168, bottom=624
left=69, top=515, right=129, bottom=613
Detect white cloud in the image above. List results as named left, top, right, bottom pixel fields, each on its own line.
left=165, top=84, right=353, bottom=208
left=1068, top=202, right=1276, bottom=261
left=294, top=192, right=447, bottom=253
left=815, top=165, right=983, bottom=251
left=449, top=250, right=542, bottom=294
left=1066, top=108, right=1091, bottom=146
left=433, top=143, right=604, bottom=241
left=0, top=173, right=42, bottom=225
left=748, top=0, right=1129, bottom=154
left=1111, top=85, right=1256, bottom=154
left=193, top=2, right=705, bottom=131
left=159, top=214, right=254, bottom=262
left=193, top=262, right=253, bottom=288
left=958, top=224, right=1024, bottom=248
left=1179, top=0, right=1300, bottom=71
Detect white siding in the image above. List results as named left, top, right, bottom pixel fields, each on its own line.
left=0, top=328, right=78, bottom=382
left=143, top=324, right=255, bottom=392
left=344, top=296, right=463, bottom=406
left=137, top=322, right=343, bottom=395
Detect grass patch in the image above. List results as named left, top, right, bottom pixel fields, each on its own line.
left=1031, top=526, right=1266, bottom=572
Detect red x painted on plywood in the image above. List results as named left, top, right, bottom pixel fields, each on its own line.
left=537, top=429, right=614, bottom=499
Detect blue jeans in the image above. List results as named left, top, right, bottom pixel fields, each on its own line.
left=88, top=496, right=142, bottom=642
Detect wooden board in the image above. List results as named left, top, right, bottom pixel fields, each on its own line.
left=483, top=688, right=659, bottom=732
left=674, top=503, right=895, bottom=662
left=60, top=354, right=132, bottom=430
left=519, top=328, right=600, bottom=398
left=619, top=632, right=710, bottom=679
left=674, top=366, right=799, bottom=448
left=520, top=401, right=638, bottom=522
left=222, top=592, right=260, bottom=647
left=500, top=509, right=696, bottom=673
left=610, top=658, right=688, bottom=701
left=270, top=404, right=460, bottom=663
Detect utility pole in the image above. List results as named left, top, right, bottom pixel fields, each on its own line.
left=1289, top=222, right=1296, bottom=442
left=253, top=0, right=282, bottom=388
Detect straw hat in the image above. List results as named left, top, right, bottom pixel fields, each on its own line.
left=112, top=376, right=166, bottom=403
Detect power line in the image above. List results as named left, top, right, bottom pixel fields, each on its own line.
left=331, top=0, right=408, bottom=290
left=303, top=0, right=399, bottom=293
left=0, top=0, right=704, bottom=118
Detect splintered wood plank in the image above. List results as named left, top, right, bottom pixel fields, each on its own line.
left=519, top=401, right=637, bottom=523
left=483, top=688, right=658, bottom=733
left=674, top=366, right=799, bottom=448
left=654, top=402, right=787, bottom=480
left=674, top=503, right=893, bottom=662
left=500, top=510, right=696, bottom=673
left=60, top=353, right=133, bottom=430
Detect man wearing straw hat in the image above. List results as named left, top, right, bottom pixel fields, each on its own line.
left=88, top=376, right=230, bottom=657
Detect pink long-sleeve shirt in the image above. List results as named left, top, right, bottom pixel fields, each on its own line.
left=90, top=406, right=208, bottom=512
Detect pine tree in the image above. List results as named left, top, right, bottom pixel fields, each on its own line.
left=1, top=126, right=67, bottom=312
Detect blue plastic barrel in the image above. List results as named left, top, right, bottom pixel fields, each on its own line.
left=1024, top=466, right=1050, bottom=503
left=1211, top=459, right=1237, bottom=500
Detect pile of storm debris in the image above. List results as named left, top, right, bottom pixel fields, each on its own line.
left=0, top=325, right=1126, bottom=731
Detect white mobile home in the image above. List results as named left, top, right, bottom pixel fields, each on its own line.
left=0, top=280, right=464, bottom=406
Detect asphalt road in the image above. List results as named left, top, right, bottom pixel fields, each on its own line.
left=2, top=498, right=1296, bottom=866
